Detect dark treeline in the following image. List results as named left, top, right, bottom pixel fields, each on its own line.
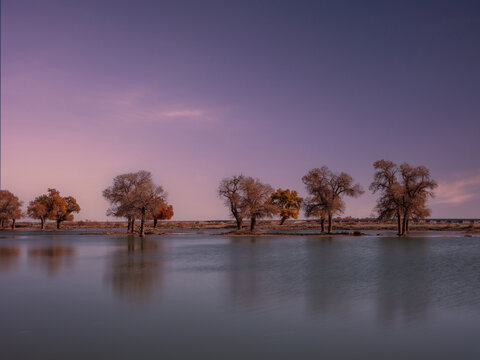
left=0, top=160, right=437, bottom=236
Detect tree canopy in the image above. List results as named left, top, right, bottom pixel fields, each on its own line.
left=0, top=190, right=24, bottom=230
left=151, top=202, right=174, bottom=228
left=103, top=171, right=169, bottom=236
left=218, top=175, right=244, bottom=230
left=370, top=160, right=437, bottom=235
left=270, top=188, right=303, bottom=225
left=302, top=166, right=363, bottom=233
left=219, top=175, right=277, bottom=231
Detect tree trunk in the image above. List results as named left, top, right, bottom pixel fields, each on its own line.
left=127, top=217, right=132, bottom=233
left=235, top=217, right=242, bottom=230
left=153, top=218, right=158, bottom=228
left=280, top=217, right=286, bottom=225
left=131, top=217, right=136, bottom=234
left=327, top=214, right=333, bottom=234
left=406, top=219, right=410, bottom=233
left=57, top=220, right=61, bottom=229
left=41, top=217, right=46, bottom=230
left=250, top=217, right=256, bottom=232
left=396, top=211, right=402, bottom=236
left=401, top=215, right=407, bottom=236
left=320, top=218, right=325, bottom=233
left=11, top=219, right=16, bottom=230
left=140, top=208, right=146, bottom=237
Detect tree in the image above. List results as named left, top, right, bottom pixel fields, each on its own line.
left=302, top=166, right=363, bottom=233
left=304, top=206, right=328, bottom=232
left=369, top=160, right=402, bottom=234
left=130, top=175, right=166, bottom=237
left=0, top=190, right=23, bottom=230
left=370, top=160, right=437, bottom=236
left=151, top=202, right=174, bottom=228
left=43, top=189, right=67, bottom=228
left=28, top=189, right=80, bottom=230
left=27, top=199, right=48, bottom=230
left=239, top=177, right=278, bottom=231
left=270, top=188, right=303, bottom=225
left=103, top=171, right=168, bottom=237
left=54, top=196, right=81, bottom=229
left=103, top=172, right=146, bottom=233
left=218, top=175, right=245, bottom=230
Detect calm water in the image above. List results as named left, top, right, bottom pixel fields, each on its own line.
left=1, top=231, right=480, bottom=359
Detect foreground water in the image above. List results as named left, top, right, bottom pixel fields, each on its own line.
left=1, top=231, right=480, bottom=359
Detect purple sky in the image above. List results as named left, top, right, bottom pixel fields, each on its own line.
left=2, top=0, right=480, bottom=220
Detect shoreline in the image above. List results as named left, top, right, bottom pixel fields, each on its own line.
left=3, top=220, right=479, bottom=233
left=1, top=226, right=479, bottom=238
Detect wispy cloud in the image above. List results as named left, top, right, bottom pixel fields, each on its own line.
left=78, top=88, right=218, bottom=124
left=434, top=174, right=480, bottom=205
left=114, top=89, right=215, bottom=124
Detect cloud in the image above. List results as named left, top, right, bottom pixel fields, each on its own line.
left=434, top=174, right=480, bottom=205
left=103, top=89, right=216, bottom=124
left=161, top=109, right=206, bottom=118
left=151, top=109, right=213, bottom=123
left=75, top=88, right=217, bottom=125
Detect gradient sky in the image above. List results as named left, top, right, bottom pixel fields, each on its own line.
left=2, top=0, right=480, bottom=220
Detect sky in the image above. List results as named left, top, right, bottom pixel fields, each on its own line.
left=1, top=0, right=480, bottom=220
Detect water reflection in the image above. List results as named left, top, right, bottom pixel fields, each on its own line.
left=304, top=238, right=353, bottom=314
left=0, top=246, right=20, bottom=274
left=28, top=246, right=76, bottom=277
left=226, top=237, right=271, bottom=309
left=376, top=238, right=430, bottom=324
left=106, top=237, right=165, bottom=305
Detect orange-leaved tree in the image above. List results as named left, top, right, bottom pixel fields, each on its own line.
left=54, top=196, right=81, bottom=229
left=152, top=202, right=174, bottom=228
left=28, top=189, right=80, bottom=230
left=0, top=190, right=24, bottom=230
left=27, top=196, right=49, bottom=230
left=270, top=189, right=303, bottom=225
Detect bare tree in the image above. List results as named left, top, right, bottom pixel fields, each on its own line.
left=398, top=163, right=437, bottom=235
left=131, top=176, right=166, bottom=237
left=370, top=160, right=402, bottom=234
left=103, top=172, right=146, bottom=233
left=103, top=171, right=168, bottom=237
left=218, top=175, right=245, bottom=230
left=239, top=177, right=278, bottom=231
left=302, top=166, right=363, bottom=233
left=370, top=160, right=437, bottom=236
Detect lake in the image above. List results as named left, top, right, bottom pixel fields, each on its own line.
left=1, top=231, right=480, bottom=359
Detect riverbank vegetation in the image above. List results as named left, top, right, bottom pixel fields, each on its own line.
left=0, top=160, right=471, bottom=236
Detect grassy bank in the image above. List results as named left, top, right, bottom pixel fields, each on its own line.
left=5, top=220, right=480, bottom=234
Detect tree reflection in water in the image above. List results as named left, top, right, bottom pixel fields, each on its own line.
left=227, top=237, right=269, bottom=309
left=106, top=237, right=165, bottom=305
left=304, top=238, right=352, bottom=314
left=376, top=237, right=430, bottom=325
left=0, top=247, right=21, bottom=274
left=28, top=246, right=75, bottom=277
